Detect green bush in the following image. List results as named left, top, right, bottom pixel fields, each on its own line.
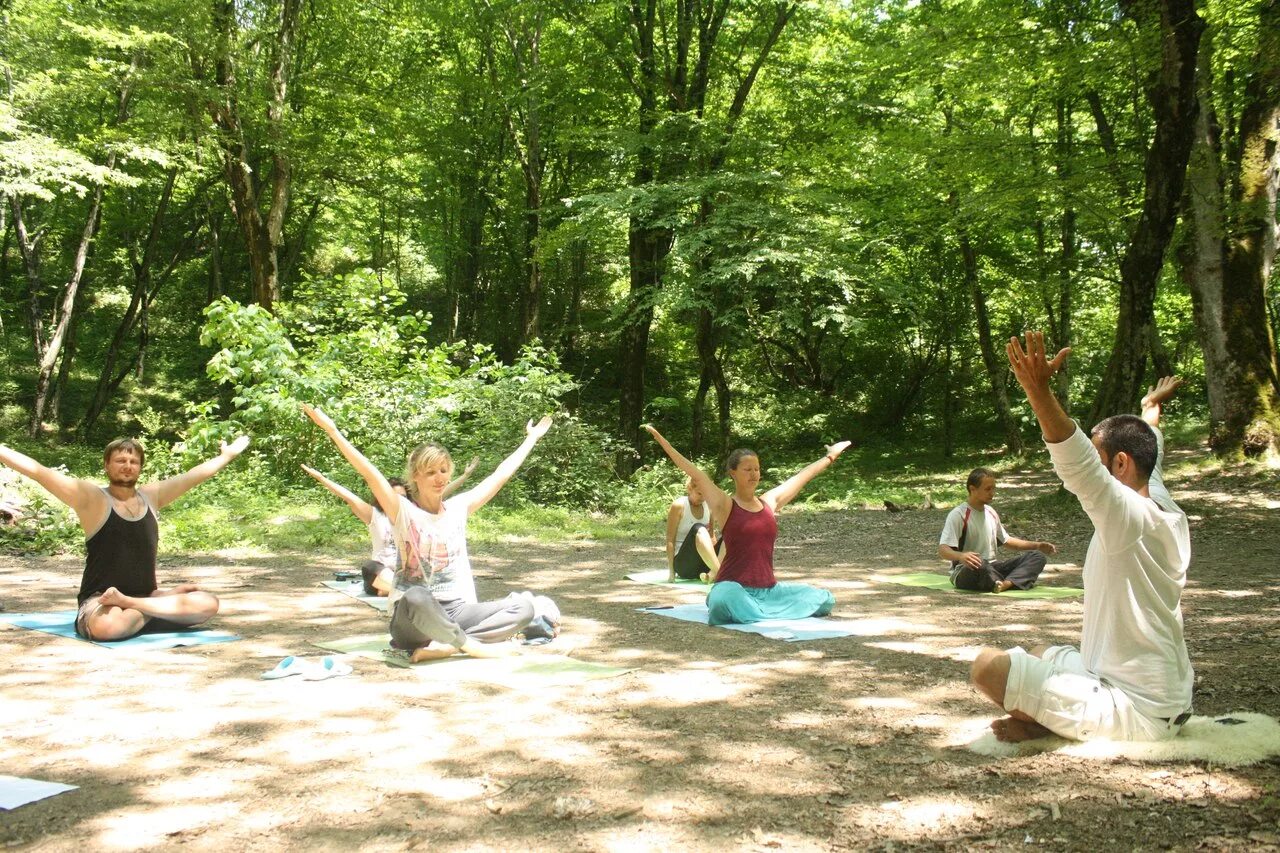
left=181, top=274, right=625, bottom=510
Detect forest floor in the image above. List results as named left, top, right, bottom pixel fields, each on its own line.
left=1, top=449, right=1278, bottom=852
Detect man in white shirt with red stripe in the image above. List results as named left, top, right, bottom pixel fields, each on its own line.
left=937, top=467, right=1056, bottom=593
left=971, top=332, right=1193, bottom=742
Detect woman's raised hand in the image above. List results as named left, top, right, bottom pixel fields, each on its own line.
left=527, top=415, right=553, bottom=440
left=825, top=440, right=851, bottom=460
left=301, top=404, right=337, bottom=434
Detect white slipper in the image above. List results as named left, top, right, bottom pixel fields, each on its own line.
left=261, top=655, right=309, bottom=680
left=302, top=656, right=353, bottom=681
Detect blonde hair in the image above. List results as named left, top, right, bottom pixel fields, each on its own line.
left=405, top=443, right=454, bottom=489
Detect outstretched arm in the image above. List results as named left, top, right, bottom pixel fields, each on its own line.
left=763, top=440, right=850, bottom=512
left=0, top=444, right=99, bottom=519
left=141, top=436, right=250, bottom=510
left=1141, top=376, right=1183, bottom=429
left=442, top=456, right=480, bottom=500
left=643, top=425, right=732, bottom=522
left=302, top=405, right=402, bottom=523
left=1005, top=332, right=1073, bottom=444
left=460, top=417, right=552, bottom=514
left=1003, top=536, right=1057, bottom=555
left=301, top=464, right=373, bottom=525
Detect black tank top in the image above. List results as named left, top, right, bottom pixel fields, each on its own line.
left=78, top=490, right=159, bottom=604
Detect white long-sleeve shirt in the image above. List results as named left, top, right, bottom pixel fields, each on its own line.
left=1047, top=426, right=1193, bottom=720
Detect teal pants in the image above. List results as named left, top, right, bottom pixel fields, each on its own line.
left=706, top=581, right=835, bottom=625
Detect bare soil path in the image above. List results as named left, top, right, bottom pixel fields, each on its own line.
left=1, top=458, right=1278, bottom=851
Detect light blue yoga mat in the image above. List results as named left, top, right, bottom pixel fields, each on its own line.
left=639, top=604, right=861, bottom=642
left=0, top=775, right=77, bottom=810
left=321, top=579, right=390, bottom=612
left=0, top=611, right=240, bottom=649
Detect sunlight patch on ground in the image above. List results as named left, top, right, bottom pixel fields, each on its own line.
left=863, top=640, right=977, bottom=662
left=93, top=803, right=238, bottom=849
left=850, top=696, right=918, bottom=711
left=870, top=796, right=983, bottom=834
left=621, top=669, right=745, bottom=705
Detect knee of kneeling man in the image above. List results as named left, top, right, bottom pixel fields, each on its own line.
left=970, top=647, right=1006, bottom=686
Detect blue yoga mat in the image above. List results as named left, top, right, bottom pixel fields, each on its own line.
left=639, top=604, right=863, bottom=642
left=0, top=611, right=240, bottom=649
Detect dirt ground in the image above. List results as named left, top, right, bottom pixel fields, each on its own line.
left=1, top=456, right=1278, bottom=852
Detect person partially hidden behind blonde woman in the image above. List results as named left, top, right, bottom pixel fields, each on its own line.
left=665, top=476, right=721, bottom=583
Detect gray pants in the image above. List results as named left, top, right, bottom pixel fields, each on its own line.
left=389, top=587, right=535, bottom=650
left=951, top=551, right=1046, bottom=592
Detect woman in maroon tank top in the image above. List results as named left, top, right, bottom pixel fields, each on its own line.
left=645, top=425, right=850, bottom=625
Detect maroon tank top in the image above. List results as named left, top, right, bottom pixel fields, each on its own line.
left=716, top=499, right=777, bottom=589
left=78, top=491, right=159, bottom=604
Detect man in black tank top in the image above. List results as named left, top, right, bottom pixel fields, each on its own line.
left=0, top=435, right=250, bottom=640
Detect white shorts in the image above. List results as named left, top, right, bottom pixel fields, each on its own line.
left=1004, top=645, right=1185, bottom=742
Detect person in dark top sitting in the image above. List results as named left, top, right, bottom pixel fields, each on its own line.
left=0, top=436, right=249, bottom=640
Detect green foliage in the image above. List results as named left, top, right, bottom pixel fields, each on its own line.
left=184, top=282, right=625, bottom=509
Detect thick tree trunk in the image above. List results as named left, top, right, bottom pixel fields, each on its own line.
left=960, top=232, right=1023, bottom=454
left=208, top=0, right=300, bottom=312
left=1180, top=7, right=1280, bottom=457
left=1089, top=0, right=1204, bottom=425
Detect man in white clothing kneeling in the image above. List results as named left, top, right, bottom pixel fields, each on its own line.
left=970, top=332, right=1192, bottom=743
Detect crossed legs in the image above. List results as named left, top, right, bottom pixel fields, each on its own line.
left=79, top=586, right=220, bottom=641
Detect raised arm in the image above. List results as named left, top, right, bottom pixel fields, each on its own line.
left=0, top=444, right=99, bottom=519
left=302, top=405, right=402, bottom=523
left=1005, top=332, right=1073, bottom=444
left=301, top=464, right=373, bottom=525
left=1141, top=376, right=1183, bottom=429
left=140, top=436, right=249, bottom=510
left=1003, top=536, right=1057, bottom=555
left=643, top=424, right=731, bottom=522
left=459, top=416, right=552, bottom=515
left=442, top=456, right=480, bottom=500
left=763, top=440, right=850, bottom=512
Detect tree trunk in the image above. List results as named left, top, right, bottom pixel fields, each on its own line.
left=1089, top=0, right=1204, bottom=425
left=23, top=179, right=107, bottom=436
left=1180, top=6, right=1280, bottom=457
left=207, top=0, right=301, bottom=312
left=81, top=170, right=185, bottom=437
left=960, top=231, right=1023, bottom=454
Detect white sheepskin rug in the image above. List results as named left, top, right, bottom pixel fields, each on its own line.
left=967, top=713, right=1280, bottom=767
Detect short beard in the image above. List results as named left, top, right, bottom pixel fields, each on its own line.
left=108, top=475, right=139, bottom=489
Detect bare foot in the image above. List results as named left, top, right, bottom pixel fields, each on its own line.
left=994, top=580, right=1014, bottom=593
left=409, top=644, right=459, bottom=663
left=97, top=587, right=131, bottom=609
left=699, top=572, right=710, bottom=584
left=460, top=639, right=517, bottom=659
left=991, top=716, right=1053, bottom=742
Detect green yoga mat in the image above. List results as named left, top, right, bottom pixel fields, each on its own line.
left=311, top=636, right=635, bottom=687
left=625, top=569, right=711, bottom=589
left=880, top=572, right=1084, bottom=599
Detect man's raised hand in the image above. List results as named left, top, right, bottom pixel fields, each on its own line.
left=1006, top=331, right=1071, bottom=397
left=1142, top=376, right=1183, bottom=410
left=826, top=440, right=852, bottom=460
